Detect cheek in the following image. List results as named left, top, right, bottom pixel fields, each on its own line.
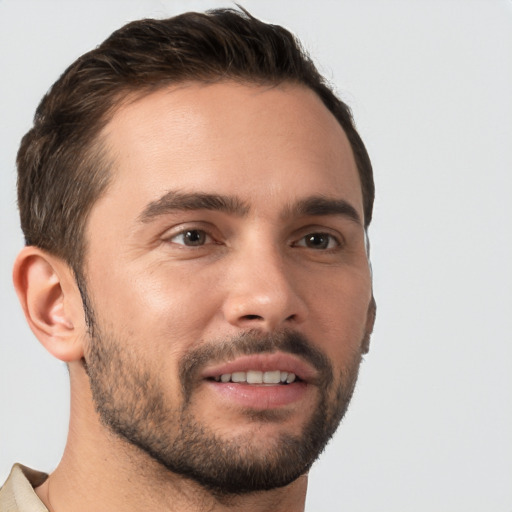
left=307, top=269, right=372, bottom=361
left=84, top=266, right=222, bottom=409
left=87, top=260, right=223, bottom=356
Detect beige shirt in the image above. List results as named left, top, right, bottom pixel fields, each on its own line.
left=0, top=465, right=49, bottom=512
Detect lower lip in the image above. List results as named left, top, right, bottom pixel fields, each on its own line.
left=204, top=380, right=309, bottom=409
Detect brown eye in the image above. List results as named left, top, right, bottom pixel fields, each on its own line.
left=296, top=233, right=338, bottom=250
left=170, top=229, right=210, bottom=246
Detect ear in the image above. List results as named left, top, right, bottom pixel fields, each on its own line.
left=361, top=295, right=376, bottom=354
left=13, top=246, right=86, bottom=362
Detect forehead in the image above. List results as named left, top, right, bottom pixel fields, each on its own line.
left=97, top=81, right=362, bottom=220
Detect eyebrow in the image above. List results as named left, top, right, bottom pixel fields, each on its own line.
left=285, top=196, right=362, bottom=225
left=138, top=190, right=361, bottom=226
left=138, top=191, right=250, bottom=223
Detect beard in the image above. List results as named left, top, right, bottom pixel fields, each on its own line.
left=81, top=294, right=363, bottom=495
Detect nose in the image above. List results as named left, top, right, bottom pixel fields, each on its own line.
left=222, top=244, right=308, bottom=332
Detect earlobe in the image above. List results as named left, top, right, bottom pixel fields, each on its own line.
left=13, top=246, right=85, bottom=362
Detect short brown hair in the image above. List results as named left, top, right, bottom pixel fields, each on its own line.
left=17, top=7, right=374, bottom=276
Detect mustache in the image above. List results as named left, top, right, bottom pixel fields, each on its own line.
left=179, top=330, right=334, bottom=400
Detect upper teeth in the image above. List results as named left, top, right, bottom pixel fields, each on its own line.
left=215, top=370, right=296, bottom=384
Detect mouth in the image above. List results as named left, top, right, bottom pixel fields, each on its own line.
left=201, top=352, right=315, bottom=383
left=200, top=353, right=315, bottom=410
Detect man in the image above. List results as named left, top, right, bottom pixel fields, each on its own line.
left=1, top=7, right=375, bottom=512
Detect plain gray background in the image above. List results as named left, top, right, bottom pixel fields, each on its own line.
left=1, top=1, right=511, bottom=510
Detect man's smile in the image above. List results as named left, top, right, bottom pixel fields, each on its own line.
left=182, top=330, right=330, bottom=399
left=200, top=351, right=319, bottom=385
left=193, top=347, right=325, bottom=411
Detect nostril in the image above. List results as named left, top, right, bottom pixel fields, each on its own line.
left=242, top=314, right=262, bottom=321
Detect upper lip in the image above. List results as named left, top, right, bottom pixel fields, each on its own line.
left=200, top=352, right=318, bottom=383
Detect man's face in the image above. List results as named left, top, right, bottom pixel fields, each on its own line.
left=81, top=82, right=373, bottom=493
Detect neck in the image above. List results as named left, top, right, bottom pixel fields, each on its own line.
left=36, top=367, right=308, bottom=512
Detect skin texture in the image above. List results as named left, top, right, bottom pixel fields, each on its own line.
left=14, top=82, right=374, bottom=512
